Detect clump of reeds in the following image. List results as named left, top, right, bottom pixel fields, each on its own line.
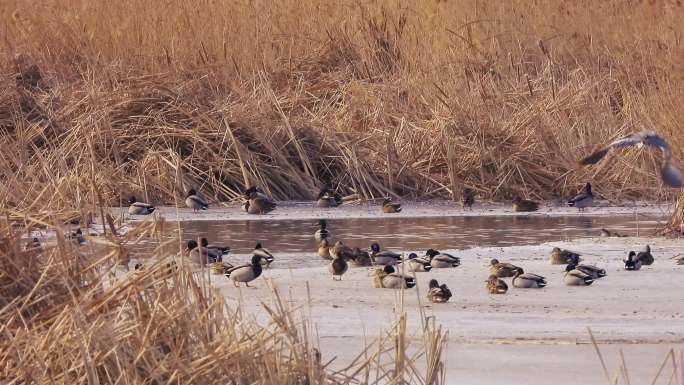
left=0, top=0, right=682, bottom=217
left=0, top=217, right=448, bottom=384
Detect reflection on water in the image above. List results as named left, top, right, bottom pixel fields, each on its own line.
left=133, top=215, right=664, bottom=269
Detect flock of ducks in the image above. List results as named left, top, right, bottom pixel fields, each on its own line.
left=116, top=131, right=683, bottom=297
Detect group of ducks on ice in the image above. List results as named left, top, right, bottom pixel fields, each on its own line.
left=315, top=220, right=656, bottom=304
left=123, top=129, right=684, bottom=300
left=125, top=181, right=664, bottom=304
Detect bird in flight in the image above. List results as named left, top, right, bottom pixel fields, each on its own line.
left=579, top=130, right=683, bottom=188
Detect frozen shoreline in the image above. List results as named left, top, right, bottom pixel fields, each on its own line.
left=211, top=235, right=684, bottom=385
left=120, top=200, right=674, bottom=222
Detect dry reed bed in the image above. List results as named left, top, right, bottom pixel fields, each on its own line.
left=0, top=1, right=683, bottom=220
left=0, top=218, right=448, bottom=384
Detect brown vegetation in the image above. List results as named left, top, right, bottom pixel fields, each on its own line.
left=1, top=0, right=683, bottom=214
left=0, top=217, right=447, bottom=384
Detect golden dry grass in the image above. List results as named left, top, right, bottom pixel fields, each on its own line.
left=0, top=217, right=448, bottom=384
left=1, top=1, right=684, bottom=212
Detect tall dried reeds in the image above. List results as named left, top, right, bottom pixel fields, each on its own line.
left=0, top=0, right=683, bottom=217
left=0, top=217, right=448, bottom=384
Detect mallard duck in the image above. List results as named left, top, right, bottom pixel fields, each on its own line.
left=636, top=245, right=654, bottom=265
left=200, top=238, right=230, bottom=262
left=318, top=238, right=332, bottom=260
left=624, top=251, right=642, bottom=271
left=225, top=255, right=264, bottom=287
left=242, top=198, right=277, bottom=214
left=329, top=241, right=355, bottom=261
left=379, top=265, right=415, bottom=289
left=242, top=186, right=276, bottom=214
left=253, top=243, right=275, bottom=267
left=370, top=242, right=401, bottom=265
left=128, top=196, right=155, bottom=215
left=382, top=197, right=402, bottom=213
left=676, top=255, right=684, bottom=265
left=426, top=249, right=460, bottom=268
left=25, top=237, right=42, bottom=252
left=512, top=270, right=547, bottom=288
left=314, top=219, right=330, bottom=242
left=489, top=258, right=523, bottom=278
left=600, top=228, right=627, bottom=237
left=351, top=247, right=373, bottom=267
left=427, top=279, right=452, bottom=303
left=185, top=189, right=208, bottom=212
left=486, top=275, right=508, bottom=294
left=550, top=247, right=582, bottom=265
left=512, top=196, right=539, bottom=212
left=329, top=255, right=349, bottom=280
left=372, top=267, right=387, bottom=288
left=317, top=188, right=341, bottom=208
left=563, top=264, right=595, bottom=286
left=69, top=229, right=85, bottom=246
left=567, top=255, right=606, bottom=279
left=462, top=188, right=475, bottom=209
left=403, top=253, right=432, bottom=272
left=567, top=182, right=593, bottom=212
left=579, top=131, right=683, bottom=188
left=187, top=240, right=210, bottom=266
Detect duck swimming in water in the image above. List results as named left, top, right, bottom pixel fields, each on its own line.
left=314, top=219, right=330, bottom=242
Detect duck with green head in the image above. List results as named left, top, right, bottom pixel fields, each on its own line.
left=563, top=263, right=595, bottom=286
left=243, top=186, right=277, bottom=214
left=426, top=249, right=460, bottom=268
left=185, top=189, right=208, bottom=212
left=567, top=254, right=605, bottom=279
left=317, top=188, right=341, bottom=208
left=253, top=243, right=275, bottom=267
left=128, top=196, right=156, bottom=215
left=378, top=265, right=415, bottom=289
left=314, top=219, right=330, bottom=242
left=225, top=255, right=264, bottom=287
left=370, top=242, right=401, bottom=266
left=512, top=270, right=547, bottom=288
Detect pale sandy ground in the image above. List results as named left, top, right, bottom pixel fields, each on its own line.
left=212, top=236, right=684, bottom=385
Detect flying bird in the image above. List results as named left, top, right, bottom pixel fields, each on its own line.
left=579, top=131, right=683, bottom=188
